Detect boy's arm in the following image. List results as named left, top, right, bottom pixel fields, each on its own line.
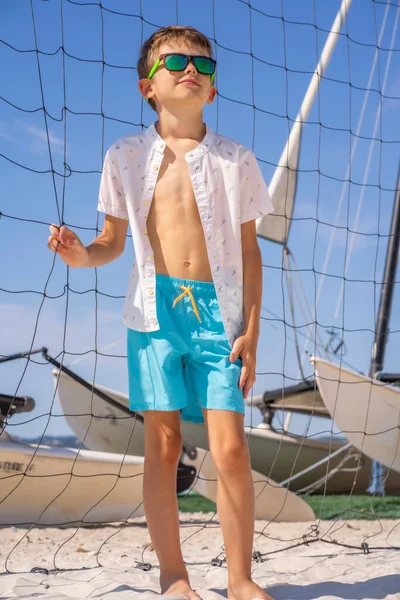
left=229, top=219, right=261, bottom=398
left=229, top=149, right=274, bottom=398
left=84, top=214, right=129, bottom=267
left=238, top=148, right=274, bottom=341
left=241, top=219, right=262, bottom=341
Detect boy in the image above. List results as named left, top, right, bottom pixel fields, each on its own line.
left=48, top=25, right=274, bottom=600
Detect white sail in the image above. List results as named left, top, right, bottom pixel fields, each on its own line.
left=256, top=0, right=353, bottom=244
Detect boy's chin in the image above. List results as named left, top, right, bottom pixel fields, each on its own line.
left=159, top=95, right=206, bottom=110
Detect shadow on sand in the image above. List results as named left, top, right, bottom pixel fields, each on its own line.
left=263, top=574, right=400, bottom=599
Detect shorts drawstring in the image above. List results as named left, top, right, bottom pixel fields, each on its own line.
left=172, top=285, right=202, bottom=323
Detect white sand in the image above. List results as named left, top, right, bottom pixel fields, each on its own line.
left=1, top=514, right=399, bottom=600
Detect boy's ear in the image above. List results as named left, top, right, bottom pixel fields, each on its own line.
left=207, top=86, right=217, bottom=104
left=138, top=78, right=155, bottom=102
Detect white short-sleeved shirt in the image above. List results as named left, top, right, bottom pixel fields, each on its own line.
left=97, top=121, right=274, bottom=348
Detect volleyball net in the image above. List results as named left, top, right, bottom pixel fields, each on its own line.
left=1, top=0, right=400, bottom=575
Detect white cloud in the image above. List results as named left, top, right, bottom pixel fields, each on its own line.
left=23, top=123, right=64, bottom=155
left=0, top=300, right=126, bottom=366
left=0, top=119, right=65, bottom=156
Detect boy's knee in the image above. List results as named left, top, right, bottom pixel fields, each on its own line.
left=210, top=439, right=249, bottom=473
left=146, top=434, right=183, bottom=465
left=144, top=414, right=183, bottom=465
left=159, top=433, right=183, bottom=465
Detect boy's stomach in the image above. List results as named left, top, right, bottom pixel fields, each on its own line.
left=147, top=221, right=214, bottom=283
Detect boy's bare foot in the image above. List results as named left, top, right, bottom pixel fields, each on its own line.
left=161, top=575, right=202, bottom=600
left=228, top=579, right=274, bottom=600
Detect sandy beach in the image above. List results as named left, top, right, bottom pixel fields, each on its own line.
left=1, top=514, right=399, bottom=599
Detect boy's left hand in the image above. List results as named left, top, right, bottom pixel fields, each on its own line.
left=229, top=334, right=258, bottom=399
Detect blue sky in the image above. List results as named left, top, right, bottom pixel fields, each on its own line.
left=0, top=0, right=399, bottom=442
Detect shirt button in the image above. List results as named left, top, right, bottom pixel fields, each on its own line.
left=148, top=255, right=154, bottom=261
left=148, top=290, right=154, bottom=295
left=153, top=165, right=159, bottom=171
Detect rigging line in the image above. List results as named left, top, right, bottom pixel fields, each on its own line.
left=334, top=5, right=400, bottom=319
left=284, top=251, right=312, bottom=383
left=285, top=252, right=330, bottom=364
left=299, top=0, right=392, bottom=367
left=261, top=304, right=358, bottom=374
left=290, top=252, right=329, bottom=359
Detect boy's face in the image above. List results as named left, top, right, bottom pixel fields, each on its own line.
left=139, top=41, right=216, bottom=111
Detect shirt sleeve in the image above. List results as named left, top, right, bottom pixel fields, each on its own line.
left=239, top=149, right=275, bottom=224
left=97, top=148, right=129, bottom=220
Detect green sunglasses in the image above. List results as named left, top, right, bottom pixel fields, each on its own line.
left=147, top=52, right=216, bottom=93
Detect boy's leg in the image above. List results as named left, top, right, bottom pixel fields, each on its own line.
left=202, top=408, right=274, bottom=600
left=143, top=409, right=201, bottom=600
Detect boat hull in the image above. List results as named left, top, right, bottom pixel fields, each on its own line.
left=183, top=446, right=315, bottom=521
left=311, top=356, right=400, bottom=475
left=0, top=434, right=145, bottom=526
left=53, top=370, right=400, bottom=494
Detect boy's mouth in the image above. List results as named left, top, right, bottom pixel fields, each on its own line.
left=180, top=79, right=200, bottom=86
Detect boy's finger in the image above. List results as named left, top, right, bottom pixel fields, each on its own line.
left=49, top=225, right=61, bottom=238
left=48, top=236, right=67, bottom=251
left=243, top=375, right=254, bottom=398
left=239, top=365, right=248, bottom=389
left=48, top=240, right=65, bottom=253
left=52, top=241, right=65, bottom=253
left=59, top=225, right=73, bottom=244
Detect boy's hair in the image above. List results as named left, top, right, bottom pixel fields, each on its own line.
left=137, top=25, right=214, bottom=112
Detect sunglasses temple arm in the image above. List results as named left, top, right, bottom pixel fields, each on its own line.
left=147, top=59, right=160, bottom=80
left=145, top=59, right=160, bottom=103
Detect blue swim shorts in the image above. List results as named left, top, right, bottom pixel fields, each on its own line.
left=126, top=274, right=244, bottom=424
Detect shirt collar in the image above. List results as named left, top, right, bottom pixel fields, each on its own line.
left=145, top=121, right=214, bottom=159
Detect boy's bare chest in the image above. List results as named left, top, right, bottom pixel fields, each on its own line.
left=147, top=152, right=200, bottom=227
left=145, top=149, right=213, bottom=280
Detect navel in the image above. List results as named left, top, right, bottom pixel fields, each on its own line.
left=184, top=261, right=191, bottom=267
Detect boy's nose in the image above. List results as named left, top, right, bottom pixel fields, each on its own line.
left=185, top=60, right=198, bottom=74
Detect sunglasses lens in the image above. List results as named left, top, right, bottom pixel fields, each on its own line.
left=193, top=56, right=215, bottom=75
left=164, top=54, right=216, bottom=77
left=164, top=54, right=188, bottom=71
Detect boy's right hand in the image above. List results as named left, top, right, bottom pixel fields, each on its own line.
left=47, top=224, right=89, bottom=268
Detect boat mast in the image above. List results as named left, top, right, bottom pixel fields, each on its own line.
left=368, top=163, right=400, bottom=495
